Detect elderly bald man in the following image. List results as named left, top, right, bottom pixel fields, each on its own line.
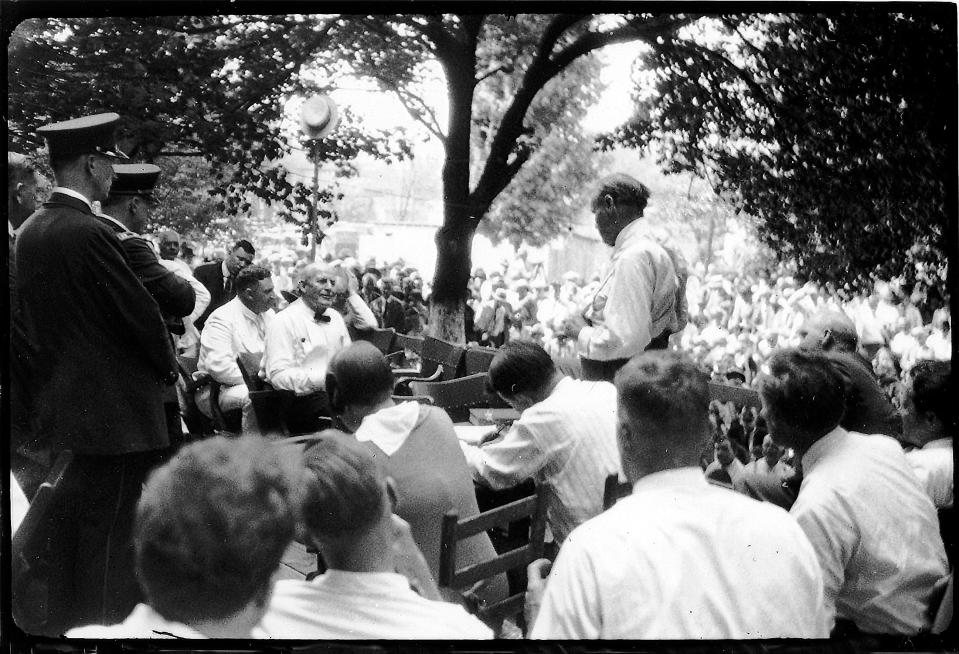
left=797, top=309, right=902, bottom=440
left=263, top=262, right=351, bottom=432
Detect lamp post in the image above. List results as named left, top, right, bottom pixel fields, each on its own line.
left=299, top=94, right=339, bottom=262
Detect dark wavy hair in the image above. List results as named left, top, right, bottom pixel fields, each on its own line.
left=760, top=348, right=846, bottom=446
left=486, top=339, right=556, bottom=397
left=134, top=436, right=296, bottom=624
left=235, top=264, right=272, bottom=293
left=909, top=359, right=954, bottom=430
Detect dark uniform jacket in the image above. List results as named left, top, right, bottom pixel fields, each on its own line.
left=193, top=259, right=233, bottom=332
left=14, top=192, right=177, bottom=455
left=95, top=214, right=195, bottom=332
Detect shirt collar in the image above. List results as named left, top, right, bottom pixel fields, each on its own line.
left=221, top=260, right=230, bottom=279
left=51, top=186, right=94, bottom=212
left=354, top=401, right=421, bottom=456
left=631, top=467, right=709, bottom=494
left=235, top=297, right=260, bottom=323
left=923, top=437, right=953, bottom=450
left=801, top=425, right=847, bottom=474
left=613, top=218, right=650, bottom=251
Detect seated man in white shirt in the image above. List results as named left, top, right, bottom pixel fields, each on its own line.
left=196, top=264, right=275, bottom=433
left=460, top=340, right=621, bottom=547
left=901, top=359, right=953, bottom=565
left=263, top=262, right=351, bottom=433
left=760, top=348, right=948, bottom=636
left=902, top=359, right=953, bottom=509
left=67, top=436, right=297, bottom=639
left=258, top=433, right=493, bottom=639
left=527, top=350, right=828, bottom=639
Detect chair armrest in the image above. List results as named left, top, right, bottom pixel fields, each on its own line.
left=394, top=366, right=443, bottom=395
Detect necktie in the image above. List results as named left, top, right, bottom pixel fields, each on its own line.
left=224, top=276, right=235, bottom=299
left=314, top=310, right=331, bottom=324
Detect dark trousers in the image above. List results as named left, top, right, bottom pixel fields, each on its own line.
left=14, top=450, right=167, bottom=636
left=580, top=331, right=670, bottom=382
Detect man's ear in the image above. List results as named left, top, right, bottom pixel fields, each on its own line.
left=603, top=194, right=615, bottom=210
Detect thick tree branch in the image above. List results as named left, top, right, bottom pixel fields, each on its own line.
left=535, top=14, right=589, bottom=61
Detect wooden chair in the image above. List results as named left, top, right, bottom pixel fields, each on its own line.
left=393, top=332, right=425, bottom=357
left=409, top=372, right=510, bottom=422
left=439, top=484, right=548, bottom=627
left=464, top=345, right=498, bottom=376
left=420, top=336, right=466, bottom=381
left=602, top=473, right=632, bottom=511
left=367, top=327, right=398, bottom=354
left=175, top=355, right=214, bottom=437
left=237, top=354, right=291, bottom=437
left=12, top=451, right=73, bottom=634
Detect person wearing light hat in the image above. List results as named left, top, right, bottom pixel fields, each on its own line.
left=12, top=114, right=179, bottom=635
left=99, top=163, right=202, bottom=446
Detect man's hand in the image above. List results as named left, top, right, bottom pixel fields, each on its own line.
left=346, top=269, right=360, bottom=296
left=525, top=558, right=552, bottom=630
left=391, top=514, right=441, bottom=601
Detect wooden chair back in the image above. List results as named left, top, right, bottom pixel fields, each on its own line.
left=369, top=327, right=398, bottom=354
left=394, top=332, right=424, bottom=356
left=707, top=382, right=762, bottom=410
left=420, top=336, right=466, bottom=381
left=464, top=346, right=498, bottom=376
left=439, top=484, right=548, bottom=626
left=602, top=473, right=633, bottom=511
left=237, top=352, right=266, bottom=391
left=175, top=355, right=214, bottom=436
left=409, top=372, right=509, bottom=422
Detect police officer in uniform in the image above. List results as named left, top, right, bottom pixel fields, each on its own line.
left=13, top=114, right=178, bottom=634
left=98, top=164, right=195, bottom=447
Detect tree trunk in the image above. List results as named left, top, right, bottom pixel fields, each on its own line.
left=428, top=221, right=475, bottom=343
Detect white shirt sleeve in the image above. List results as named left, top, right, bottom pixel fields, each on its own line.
left=460, top=418, right=551, bottom=489
left=578, top=249, right=655, bottom=360
left=529, top=537, right=603, bottom=638
left=197, top=310, right=244, bottom=387
left=160, top=259, right=211, bottom=324
left=790, top=491, right=854, bottom=632
left=346, top=294, right=377, bottom=330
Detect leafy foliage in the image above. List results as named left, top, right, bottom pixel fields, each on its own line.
left=603, top=11, right=953, bottom=295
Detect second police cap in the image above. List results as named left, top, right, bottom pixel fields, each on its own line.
left=37, top=113, right=128, bottom=160
left=110, top=163, right=161, bottom=200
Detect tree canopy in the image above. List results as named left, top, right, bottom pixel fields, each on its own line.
left=604, top=10, right=954, bottom=297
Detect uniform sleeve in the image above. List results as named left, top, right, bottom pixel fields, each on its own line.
left=122, top=236, right=195, bottom=317
left=85, top=227, right=177, bottom=381
left=197, top=311, right=244, bottom=387
left=461, top=413, right=552, bottom=490
left=578, top=249, right=655, bottom=360
left=529, top=535, right=603, bottom=638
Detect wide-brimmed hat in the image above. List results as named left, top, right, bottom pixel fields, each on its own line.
left=300, top=95, right=339, bottom=140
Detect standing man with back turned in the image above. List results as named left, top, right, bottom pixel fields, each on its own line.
left=563, top=174, right=687, bottom=381
left=13, top=113, right=178, bottom=635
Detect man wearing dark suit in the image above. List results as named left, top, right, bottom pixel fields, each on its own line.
left=797, top=309, right=902, bottom=439
left=12, top=114, right=178, bottom=635
left=99, top=163, right=195, bottom=448
left=8, top=152, right=47, bottom=499
left=193, top=239, right=256, bottom=332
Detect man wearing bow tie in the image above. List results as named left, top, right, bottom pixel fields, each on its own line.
left=263, top=262, right=351, bottom=432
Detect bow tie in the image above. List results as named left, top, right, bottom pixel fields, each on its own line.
left=314, top=310, right=331, bottom=323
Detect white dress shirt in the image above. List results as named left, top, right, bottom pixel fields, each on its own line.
left=343, top=293, right=378, bottom=330
left=531, top=467, right=829, bottom=639
left=256, top=570, right=492, bottom=639
left=578, top=220, right=680, bottom=360
left=460, top=377, right=621, bottom=544
left=66, top=604, right=206, bottom=639
left=791, top=427, right=948, bottom=634
left=263, top=298, right=350, bottom=394
left=198, top=297, right=273, bottom=387
left=906, top=437, right=953, bottom=509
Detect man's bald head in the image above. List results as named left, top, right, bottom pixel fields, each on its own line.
left=326, top=341, right=394, bottom=411
left=798, top=310, right=858, bottom=353
left=157, top=229, right=182, bottom=261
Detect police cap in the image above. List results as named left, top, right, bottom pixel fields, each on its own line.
left=37, top=113, right=128, bottom=160
left=110, top=163, right=161, bottom=201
